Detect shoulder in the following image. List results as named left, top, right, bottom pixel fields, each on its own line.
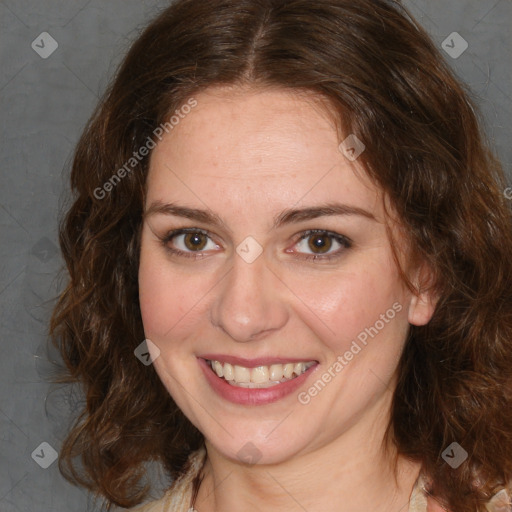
left=126, top=447, right=207, bottom=512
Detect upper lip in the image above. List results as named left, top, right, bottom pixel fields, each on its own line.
left=200, top=354, right=318, bottom=368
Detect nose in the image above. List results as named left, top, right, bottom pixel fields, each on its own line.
left=209, top=249, right=288, bottom=343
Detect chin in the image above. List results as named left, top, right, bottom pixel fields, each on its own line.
left=203, top=422, right=313, bottom=467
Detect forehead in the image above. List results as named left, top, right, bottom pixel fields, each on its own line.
left=146, top=86, right=383, bottom=221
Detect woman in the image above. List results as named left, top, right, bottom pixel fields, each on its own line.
left=49, top=0, right=512, bottom=511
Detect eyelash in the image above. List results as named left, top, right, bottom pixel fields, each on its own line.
left=160, top=228, right=352, bottom=262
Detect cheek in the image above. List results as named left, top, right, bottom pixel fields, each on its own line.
left=138, top=244, right=207, bottom=338
left=284, top=256, right=405, bottom=353
left=330, top=275, right=408, bottom=371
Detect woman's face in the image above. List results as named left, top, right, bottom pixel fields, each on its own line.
left=138, top=86, right=435, bottom=464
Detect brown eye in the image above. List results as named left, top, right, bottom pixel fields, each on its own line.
left=161, top=228, right=218, bottom=259
left=307, top=233, right=333, bottom=254
left=183, top=232, right=208, bottom=251
left=293, top=230, right=352, bottom=262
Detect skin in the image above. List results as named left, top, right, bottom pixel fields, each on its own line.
left=138, top=85, right=437, bottom=512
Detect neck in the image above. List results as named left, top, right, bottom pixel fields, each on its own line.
left=193, top=404, right=422, bottom=512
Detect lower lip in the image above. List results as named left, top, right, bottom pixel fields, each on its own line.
left=198, top=358, right=318, bottom=405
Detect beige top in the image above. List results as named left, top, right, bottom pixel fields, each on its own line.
left=129, top=447, right=512, bottom=512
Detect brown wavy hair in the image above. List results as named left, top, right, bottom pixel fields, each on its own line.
left=49, top=0, right=512, bottom=510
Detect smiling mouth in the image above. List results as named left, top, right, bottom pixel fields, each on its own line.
left=206, top=359, right=316, bottom=388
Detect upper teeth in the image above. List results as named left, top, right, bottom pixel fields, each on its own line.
left=208, top=360, right=315, bottom=388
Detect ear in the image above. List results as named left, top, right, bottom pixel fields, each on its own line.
left=407, top=262, right=438, bottom=326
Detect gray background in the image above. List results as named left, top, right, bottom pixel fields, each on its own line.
left=0, top=1, right=511, bottom=511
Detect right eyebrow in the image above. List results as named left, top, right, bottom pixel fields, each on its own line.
left=144, top=201, right=228, bottom=227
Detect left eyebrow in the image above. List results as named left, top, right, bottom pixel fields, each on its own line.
left=273, top=203, right=376, bottom=228
left=143, top=200, right=376, bottom=231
